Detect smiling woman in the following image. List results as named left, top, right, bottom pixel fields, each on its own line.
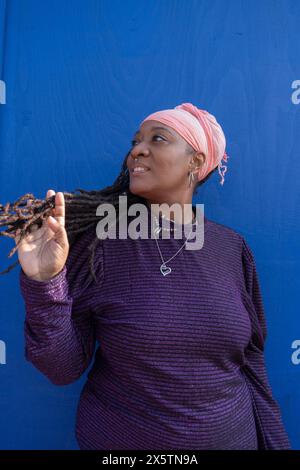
left=126, top=103, right=228, bottom=225
left=9, top=102, right=292, bottom=450
left=127, top=119, right=204, bottom=224
left=130, top=123, right=220, bottom=197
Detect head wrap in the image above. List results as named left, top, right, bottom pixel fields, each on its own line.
left=141, top=102, right=229, bottom=185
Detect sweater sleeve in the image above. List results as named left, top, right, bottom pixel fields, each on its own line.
left=19, top=227, right=104, bottom=386
left=240, top=236, right=291, bottom=449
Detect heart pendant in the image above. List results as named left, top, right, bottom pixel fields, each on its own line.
left=160, top=264, right=171, bottom=276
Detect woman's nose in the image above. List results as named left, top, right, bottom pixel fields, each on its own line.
left=131, top=143, right=149, bottom=159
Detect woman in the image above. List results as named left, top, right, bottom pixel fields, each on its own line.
left=17, top=102, right=291, bottom=450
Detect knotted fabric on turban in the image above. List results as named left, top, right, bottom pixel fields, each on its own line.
left=141, top=102, right=229, bottom=185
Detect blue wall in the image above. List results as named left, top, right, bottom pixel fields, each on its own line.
left=0, top=0, right=299, bottom=450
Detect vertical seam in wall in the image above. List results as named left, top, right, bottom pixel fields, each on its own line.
left=0, top=0, right=8, bottom=169
left=0, top=0, right=8, bottom=80
left=0, top=0, right=8, bottom=197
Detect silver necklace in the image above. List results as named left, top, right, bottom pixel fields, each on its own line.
left=152, top=216, right=195, bottom=276
left=152, top=214, right=178, bottom=234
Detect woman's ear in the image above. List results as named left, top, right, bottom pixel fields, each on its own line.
left=190, top=151, right=206, bottom=171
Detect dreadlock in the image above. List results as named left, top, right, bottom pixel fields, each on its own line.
left=0, top=147, right=216, bottom=280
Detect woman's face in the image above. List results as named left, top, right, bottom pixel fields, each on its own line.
left=126, top=120, right=202, bottom=204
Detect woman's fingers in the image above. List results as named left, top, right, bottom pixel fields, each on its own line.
left=46, top=189, right=55, bottom=199
left=46, top=189, right=56, bottom=219
left=53, top=192, right=65, bottom=227
left=45, top=189, right=64, bottom=226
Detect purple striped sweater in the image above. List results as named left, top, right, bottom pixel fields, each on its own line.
left=19, top=205, right=291, bottom=450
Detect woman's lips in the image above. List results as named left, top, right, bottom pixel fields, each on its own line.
left=131, top=169, right=151, bottom=176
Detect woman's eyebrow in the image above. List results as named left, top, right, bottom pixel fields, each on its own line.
left=133, top=126, right=174, bottom=137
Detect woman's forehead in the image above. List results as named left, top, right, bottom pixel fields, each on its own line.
left=135, top=121, right=177, bottom=138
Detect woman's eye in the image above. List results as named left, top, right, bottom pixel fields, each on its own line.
left=153, top=135, right=165, bottom=142
left=131, top=135, right=165, bottom=146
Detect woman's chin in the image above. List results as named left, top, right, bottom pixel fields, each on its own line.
left=129, top=181, right=149, bottom=196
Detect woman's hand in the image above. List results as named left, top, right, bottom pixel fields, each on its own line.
left=15, top=189, right=69, bottom=281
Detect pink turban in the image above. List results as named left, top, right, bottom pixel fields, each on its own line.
left=141, top=102, right=229, bottom=185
